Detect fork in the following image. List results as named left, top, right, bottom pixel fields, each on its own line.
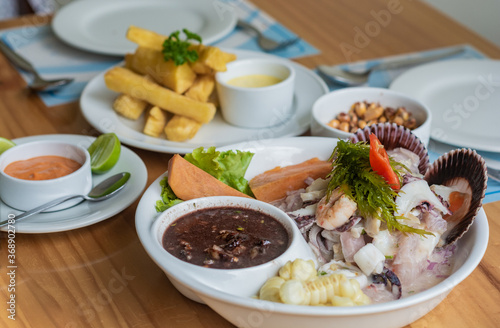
left=317, top=46, right=465, bottom=86
left=0, top=39, right=73, bottom=92
left=487, top=166, right=500, bottom=183
left=236, top=19, right=299, bottom=52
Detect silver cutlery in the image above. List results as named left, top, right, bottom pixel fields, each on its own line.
left=236, top=19, right=299, bottom=52
left=487, top=166, right=500, bottom=183
left=318, top=46, right=466, bottom=86
left=0, top=172, right=130, bottom=227
left=0, top=39, right=73, bottom=92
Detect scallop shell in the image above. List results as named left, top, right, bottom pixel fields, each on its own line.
left=349, top=123, right=429, bottom=174
left=424, top=148, right=487, bottom=246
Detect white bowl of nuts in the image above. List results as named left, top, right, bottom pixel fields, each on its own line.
left=310, top=87, right=431, bottom=146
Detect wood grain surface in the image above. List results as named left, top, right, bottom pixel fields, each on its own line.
left=0, top=1, right=499, bottom=327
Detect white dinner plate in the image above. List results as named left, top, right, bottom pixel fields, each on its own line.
left=80, top=49, right=328, bottom=154
left=390, top=59, right=500, bottom=152
left=51, top=0, right=237, bottom=56
left=0, top=134, right=148, bottom=234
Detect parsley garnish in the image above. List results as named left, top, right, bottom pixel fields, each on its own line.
left=327, top=140, right=432, bottom=236
left=162, top=29, right=202, bottom=66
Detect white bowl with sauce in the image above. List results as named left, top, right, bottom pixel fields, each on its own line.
left=0, top=140, right=92, bottom=211
left=215, top=59, right=295, bottom=128
left=148, top=196, right=316, bottom=303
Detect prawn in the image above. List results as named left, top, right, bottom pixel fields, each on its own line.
left=316, top=191, right=357, bottom=230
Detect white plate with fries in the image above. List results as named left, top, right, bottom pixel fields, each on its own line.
left=80, top=48, right=329, bottom=154
left=52, top=0, right=237, bottom=56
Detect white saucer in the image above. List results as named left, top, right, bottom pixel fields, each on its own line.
left=390, top=59, right=500, bottom=152
left=51, top=0, right=237, bottom=56
left=0, top=134, right=148, bottom=233
left=80, top=49, right=328, bottom=154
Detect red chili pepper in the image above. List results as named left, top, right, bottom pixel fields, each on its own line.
left=369, top=133, right=400, bottom=190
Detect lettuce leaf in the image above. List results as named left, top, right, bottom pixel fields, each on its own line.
left=155, top=177, right=183, bottom=212
left=155, top=147, right=254, bottom=212
left=184, top=147, right=254, bottom=195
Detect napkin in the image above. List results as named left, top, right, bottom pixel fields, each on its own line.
left=322, top=45, right=500, bottom=204
left=0, top=0, right=318, bottom=107
left=323, top=45, right=487, bottom=90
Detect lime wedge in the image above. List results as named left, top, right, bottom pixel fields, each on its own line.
left=88, top=133, right=121, bottom=174
left=0, top=137, right=16, bottom=155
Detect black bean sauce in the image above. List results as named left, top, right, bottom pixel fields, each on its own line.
left=162, top=206, right=289, bottom=269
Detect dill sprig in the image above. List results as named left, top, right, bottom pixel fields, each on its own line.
left=327, top=140, right=431, bottom=236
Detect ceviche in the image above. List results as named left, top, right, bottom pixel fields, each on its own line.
left=258, top=126, right=487, bottom=305
left=158, top=123, right=487, bottom=307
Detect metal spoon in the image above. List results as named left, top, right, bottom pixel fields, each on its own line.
left=236, top=19, right=299, bottom=52
left=317, top=46, right=465, bottom=86
left=0, top=39, right=73, bottom=92
left=0, top=172, right=130, bottom=227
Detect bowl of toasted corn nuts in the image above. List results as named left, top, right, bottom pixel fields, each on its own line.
left=311, top=87, right=431, bottom=146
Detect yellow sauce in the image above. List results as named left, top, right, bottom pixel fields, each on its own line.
left=4, top=155, right=82, bottom=181
left=227, top=74, right=282, bottom=88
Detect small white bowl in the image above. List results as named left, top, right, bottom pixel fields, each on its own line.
left=311, top=87, right=432, bottom=146
left=215, top=59, right=295, bottom=129
left=0, top=140, right=92, bottom=211
left=149, top=196, right=316, bottom=303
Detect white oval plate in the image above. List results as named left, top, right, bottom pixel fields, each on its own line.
left=80, top=49, right=328, bottom=154
left=0, top=134, right=147, bottom=234
left=135, top=136, right=488, bottom=328
left=390, top=59, right=500, bottom=152
left=52, top=0, right=237, bottom=56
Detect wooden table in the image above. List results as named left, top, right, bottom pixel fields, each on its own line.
left=1, top=1, right=499, bottom=327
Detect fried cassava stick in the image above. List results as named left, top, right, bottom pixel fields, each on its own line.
left=104, top=66, right=216, bottom=124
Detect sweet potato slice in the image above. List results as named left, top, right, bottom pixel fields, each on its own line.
left=167, top=154, right=252, bottom=200
left=249, top=158, right=332, bottom=203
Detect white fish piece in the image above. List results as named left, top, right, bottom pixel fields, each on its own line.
left=321, top=230, right=340, bottom=242
left=372, top=230, right=398, bottom=257
left=364, top=215, right=381, bottom=237
left=350, top=226, right=364, bottom=239
left=289, top=203, right=317, bottom=217
left=301, top=190, right=326, bottom=203
left=393, top=231, right=442, bottom=285
left=430, top=184, right=455, bottom=203
left=300, top=178, right=329, bottom=202
left=387, top=147, right=422, bottom=176
left=340, top=231, right=365, bottom=262
left=395, top=180, right=449, bottom=217
left=318, top=260, right=369, bottom=289
left=418, top=233, right=441, bottom=259
left=306, top=177, right=330, bottom=192
left=353, top=243, right=386, bottom=276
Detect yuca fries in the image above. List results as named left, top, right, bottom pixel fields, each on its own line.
left=104, top=67, right=216, bottom=124
left=125, top=27, right=236, bottom=73
left=189, top=44, right=237, bottom=74
left=112, top=94, right=147, bottom=120
left=125, top=47, right=196, bottom=94
left=126, top=25, right=164, bottom=51
left=105, top=26, right=236, bottom=141
left=143, top=106, right=167, bottom=137
left=184, top=74, right=215, bottom=102
left=164, top=115, right=202, bottom=142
